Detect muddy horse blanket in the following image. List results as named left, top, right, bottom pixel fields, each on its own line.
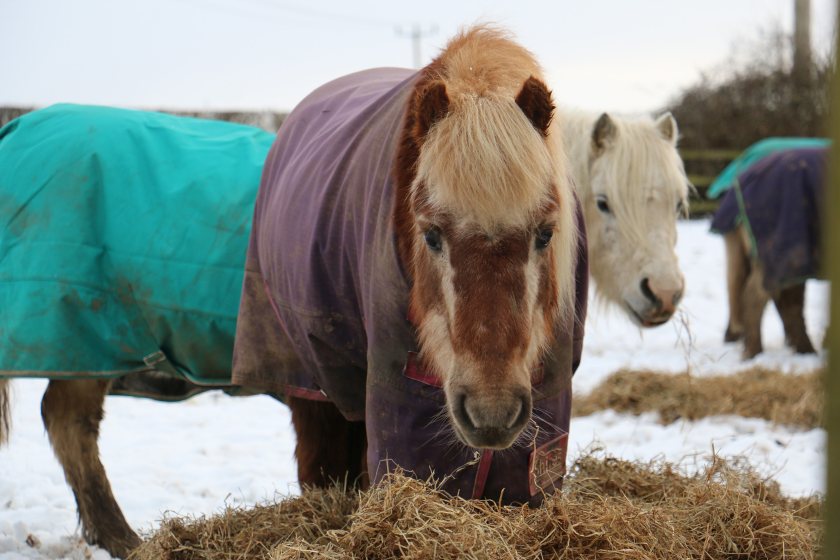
left=710, top=147, right=828, bottom=291
left=0, top=104, right=275, bottom=398
left=232, top=68, right=589, bottom=505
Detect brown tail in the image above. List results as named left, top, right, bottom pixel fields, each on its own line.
left=0, top=380, right=9, bottom=445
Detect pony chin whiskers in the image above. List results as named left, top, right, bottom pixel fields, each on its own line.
left=441, top=430, right=472, bottom=461
left=422, top=406, right=478, bottom=462
left=420, top=405, right=461, bottom=451
left=523, top=404, right=565, bottom=440
left=529, top=405, right=553, bottom=426
left=491, top=417, right=539, bottom=454
left=421, top=404, right=450, bottom=431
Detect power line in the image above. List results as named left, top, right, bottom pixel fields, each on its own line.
left=395, top=24, right=438, bottom=68
left=242, top=0, right=396, bottom=28
left=183, top=0, right=416, bottom=31
left=173, top=0, right=438, bottom=66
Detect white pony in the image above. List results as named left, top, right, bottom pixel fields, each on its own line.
left=559, top=109, right=690, bottom=327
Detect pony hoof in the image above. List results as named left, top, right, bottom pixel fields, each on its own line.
left=96, top=532, right=142, bottom=559
left=741, top=347, right=761, bottom=360
left=724, top=328, right=743, bottom=343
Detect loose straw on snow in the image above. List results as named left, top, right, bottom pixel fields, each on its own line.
left=573, top=367, right=823, bottom=428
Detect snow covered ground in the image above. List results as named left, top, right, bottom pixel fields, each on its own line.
left=0, top=219, right=829, bottom=559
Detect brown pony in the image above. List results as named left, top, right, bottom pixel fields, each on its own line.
left=233, top=25, right=585, bottom=504
left=395, top=32, right=578, bottom=449
left=712, top=147, right=826, bottom=359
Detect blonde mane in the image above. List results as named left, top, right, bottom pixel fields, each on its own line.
left=403, top=25, right=579, bottom=324
left=560, top=109, right=689, bottom=243
left=415, top=27, right=562, bottom=228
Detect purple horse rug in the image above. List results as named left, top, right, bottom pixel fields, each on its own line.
left=231, top=68, right=589, bottom=505
left=711, top=147, right=827, bottom=291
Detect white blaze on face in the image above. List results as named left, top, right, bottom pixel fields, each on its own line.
left=411, top=214, right=564, bottom=449
left=523, top=248, right=549, bottom=372
left=417, top=311, right=456, bottom=380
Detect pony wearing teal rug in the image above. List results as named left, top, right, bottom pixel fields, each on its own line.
left=0, top=104, right=274, bottom=394
left=0, top=104, right=275, bottom=556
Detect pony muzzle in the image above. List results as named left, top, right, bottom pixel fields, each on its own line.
left=635, top=277, right=684, bottom=326
left=449, top=385, right=532, bottom=449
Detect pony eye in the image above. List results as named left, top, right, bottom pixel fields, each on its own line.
left=596, top=195, right=610, bottom=214
left=424, top=227, right=443, bottom=252
left=535, top=227, right=553, bottom=250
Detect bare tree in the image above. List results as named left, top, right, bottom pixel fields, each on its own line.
left=665, top=25, right=831, bottom=152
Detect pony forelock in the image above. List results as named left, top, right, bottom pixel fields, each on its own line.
left=413, top=25, right=560, bottom=229
left=400, top=25, right=579, bottom=326
left=603, top=121, right=688, bottom=242
left=563, top=109, right=689, bottom=243
left=416, top=98, right=556, bottom=227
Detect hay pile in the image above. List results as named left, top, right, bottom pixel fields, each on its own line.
left=572, top=367, right=823, bottom=428
left=131, top=453, right=821, bottom=560
left=129, top=486, right=356, bottom=559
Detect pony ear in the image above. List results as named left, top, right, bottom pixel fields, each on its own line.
left=591, top=112, right=617, bottom=153
left=515, top=76, right=554, bottom=137
left=655, top=112, right=678, bottom=145
left=415, top=81, right=450, bottom=138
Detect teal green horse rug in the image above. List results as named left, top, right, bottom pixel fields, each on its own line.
left=0, top=104, right=275, bottom=399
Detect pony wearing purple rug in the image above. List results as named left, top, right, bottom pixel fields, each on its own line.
left=233, top=26, right=588, bottom=505
left=711, top=146, right=827, bottom=359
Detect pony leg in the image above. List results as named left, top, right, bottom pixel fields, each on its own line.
left=287, top=396, right=368, bottom=489
left=773, top=283, right=816, bottom=354
left=41, top=379, right=140, bottom=558
left=0, top=380, right=9, bottom=445
left=740, top=265, right=770, bottom=360
left=723, top=230, right=749, bottom=342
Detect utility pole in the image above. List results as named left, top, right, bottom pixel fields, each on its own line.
left=396, top=24, right=437, bottom=68
left=793, top=0, right=812, bottom=85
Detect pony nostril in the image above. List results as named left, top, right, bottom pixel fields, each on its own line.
left=507, top=394, right=531, bottom=429
left=673, top=289, right=684, bottom=305
left=458, top=393, right=477, bottom=430
left=505, top=398, right=523, bottom=429
left=640, top=278, right=661, bottom=306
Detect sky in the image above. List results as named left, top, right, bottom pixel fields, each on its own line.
left=0, top=0, right=837, bottom=115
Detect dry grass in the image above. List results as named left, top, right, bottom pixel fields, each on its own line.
left=572, top=367, right=823, bottom=428
left=131, top=452, right=821, bottom=560
left=129, top=486, right=357, bottom=560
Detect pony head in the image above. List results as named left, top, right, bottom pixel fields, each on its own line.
left=395, top=27, right=577, bottom=450
left=566, top=111, right=688, bottom=327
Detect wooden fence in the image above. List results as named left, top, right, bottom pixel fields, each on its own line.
left=679, top=148, right=741, bottom=217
